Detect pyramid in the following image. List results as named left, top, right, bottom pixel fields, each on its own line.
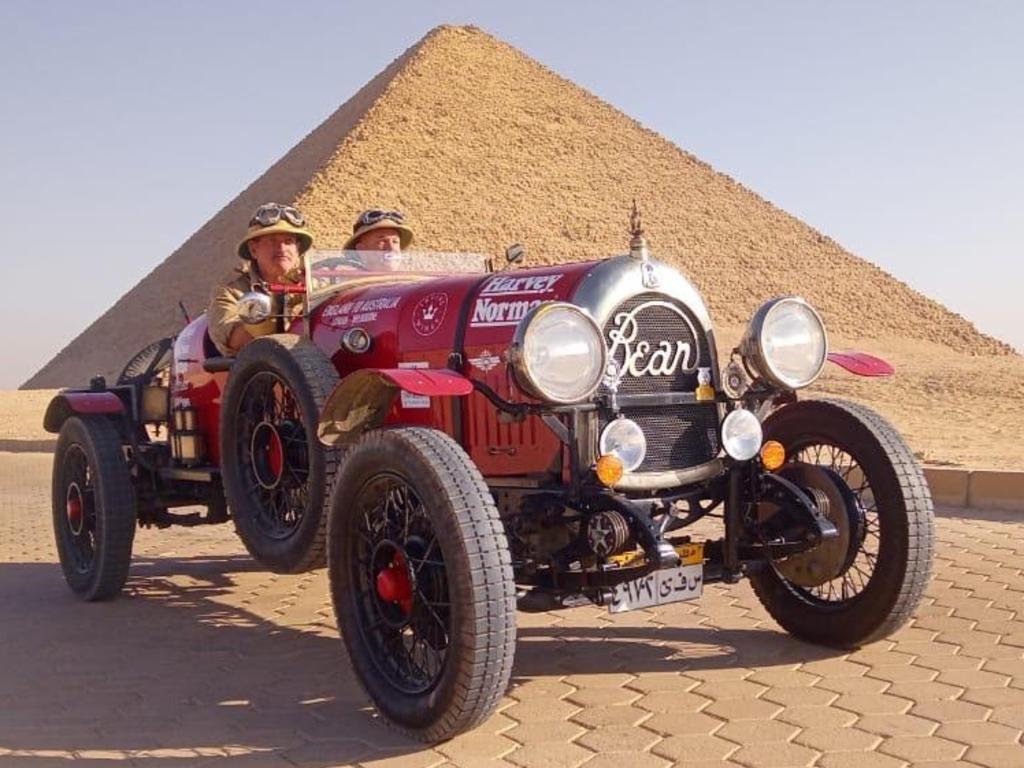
left=24, top=25, right=1014, bottom=390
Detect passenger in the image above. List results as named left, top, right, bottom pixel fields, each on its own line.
left=342, top=209, right=415, bottom=271
left=207, top=202, right=313, bottom=356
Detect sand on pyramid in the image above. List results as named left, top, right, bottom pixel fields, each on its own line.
left=19, top=26, right=1023, bottom=469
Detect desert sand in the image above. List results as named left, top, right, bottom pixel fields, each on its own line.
left=0, top=390, right=57, bottom=445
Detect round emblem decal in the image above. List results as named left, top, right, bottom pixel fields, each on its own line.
left=412, top=292, right=449, bottom=336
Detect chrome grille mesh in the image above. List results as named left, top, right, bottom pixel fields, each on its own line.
left=623, top=406, right=721, bottom=472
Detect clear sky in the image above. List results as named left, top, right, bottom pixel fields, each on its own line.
left=1, top=1, right=1021, bottom=389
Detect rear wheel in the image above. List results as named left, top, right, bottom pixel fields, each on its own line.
left=751, top=399, right=934, bottom=648
left=220, top=335, right=340, bottom=573
left=328, top=428, right=516, bottom=742
left=52, top=416, right=136, bottom=601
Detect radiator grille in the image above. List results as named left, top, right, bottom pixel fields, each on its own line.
left=615, top=405, right=721, bottom=472
left=604, top=293, right=711, bottom=394
left=601, top=293, right=719, bottom=472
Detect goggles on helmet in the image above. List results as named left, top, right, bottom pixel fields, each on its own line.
left=250, top=203, right=306, bottom=228
left=355, top=209, right=405, bottom=230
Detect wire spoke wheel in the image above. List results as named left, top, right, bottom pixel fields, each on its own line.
left=750, top=399, right=934, bottom=648
left=236, top=371, right=309, bottom=540
left=60, top=445, right=98, bottom=573
left=352, top=474, right=450, bottom=694
left=779, top=443, right=877, bottom=605
left=330, top=428, right=516, bottom=742
left=219, top=335, right=340, bottom=574
left=51, top=416, right=136, bottom=601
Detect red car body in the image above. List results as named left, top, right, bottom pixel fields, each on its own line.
left=44, top=242, right=933, bottom=744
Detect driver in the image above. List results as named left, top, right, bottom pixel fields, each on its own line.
left=341, top=208, right=415, bottom=270
left=207, top=202, right=313, bottom=356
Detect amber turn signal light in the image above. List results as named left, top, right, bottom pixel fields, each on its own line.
left=595, top=454, right=624, bottom=487
left=760, top=440, right=786, bottom=471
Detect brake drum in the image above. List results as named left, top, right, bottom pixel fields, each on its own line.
left=762, top=463, right=860, bottom=588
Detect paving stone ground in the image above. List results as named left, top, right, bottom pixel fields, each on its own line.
left=2, top=452, right=1022, bottom=767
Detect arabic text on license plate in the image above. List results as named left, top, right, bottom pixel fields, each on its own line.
left=608, top=563, right=703, bottom=614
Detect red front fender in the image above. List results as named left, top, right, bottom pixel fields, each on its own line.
left=827, top=351, right=894, bottom=377
left=317, top=368, right=472, bottom=447
left=43, top=391, right=125, bottom=433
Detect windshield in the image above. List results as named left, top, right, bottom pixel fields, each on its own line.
left=304, top=249, right=488, bottom=301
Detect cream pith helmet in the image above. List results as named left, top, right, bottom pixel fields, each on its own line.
left=237, top=202, right=314, bottom=259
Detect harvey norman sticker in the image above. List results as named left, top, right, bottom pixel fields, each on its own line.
left=470, top=273, right=562, bottom=328
left=479, top=273, right=562, bottom=295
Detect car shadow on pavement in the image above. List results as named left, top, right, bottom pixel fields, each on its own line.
left=512, top=622, right=842, bottom=681
left=0, top=557, right=845, bottom=766
left=0, top=557, right=421, bottom=766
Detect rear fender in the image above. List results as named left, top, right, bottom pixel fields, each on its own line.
left=317, top=368, right=473, bottom=447
left=827, top=351, right=894, bottom=377
left=43, top=391, right=126, bottom=434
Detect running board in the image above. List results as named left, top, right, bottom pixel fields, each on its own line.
left=158, top=466, right=220, bottom=483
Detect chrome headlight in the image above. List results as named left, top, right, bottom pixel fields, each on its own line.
left=721, top=408, right=763, bottom=461
left=510, top=303, right=607, bottom=404
left=741, top=297, right=828, bottom=389
left=599, top=417, right=647, bottom=472
left=237, top=291, right=272, bottom=324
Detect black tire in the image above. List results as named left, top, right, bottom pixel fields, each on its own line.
left=750, top=398, right=934, bottom=648
left=328, top=427, right=516, bottom=743
left=52, top=416, right=136, bottom=601
left=220, top=334, right=340, bottom=573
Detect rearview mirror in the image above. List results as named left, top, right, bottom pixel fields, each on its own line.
left=505, top=243, right=525, bottom=265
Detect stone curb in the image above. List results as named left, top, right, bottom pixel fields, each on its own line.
left=3, top=440, right=1021, bottom=512
left=0, top=439, right=57, bottom=453
left=923, top=466, right=1024, bottom=512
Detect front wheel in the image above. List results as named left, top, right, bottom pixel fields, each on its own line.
left=220, top=335, right=340, bottom=573
left=52, top=416, right=136, bottom=601
left=750, top=399, right=934, bottom=648
left=328, top=428, right=517, bottom=743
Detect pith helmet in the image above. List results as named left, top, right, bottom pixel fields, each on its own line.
left=237, top=202, right=314, bottom=259
left=342, top=209, right=414, bottom=251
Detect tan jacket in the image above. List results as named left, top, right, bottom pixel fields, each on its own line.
left=207, top=267, right=303, bottom=356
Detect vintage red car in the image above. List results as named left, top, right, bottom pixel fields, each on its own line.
left=44, top=224, right=934, bottom=742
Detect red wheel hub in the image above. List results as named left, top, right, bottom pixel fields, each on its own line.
left=251, top=421, right=286, bottom=489
left=376, top=553, right=413, bottom=614
left=267, top=429, right=283, bottom=478
left=66, top=483, right=84, bottom=535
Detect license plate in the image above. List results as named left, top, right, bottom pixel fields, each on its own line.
left=608, top=544, right=704, bottom=614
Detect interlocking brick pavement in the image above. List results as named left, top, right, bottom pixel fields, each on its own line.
left=2, top=451, right=1022, bottom=767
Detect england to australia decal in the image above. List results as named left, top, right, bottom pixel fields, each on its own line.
left=412, top=292, right=449, bottom=336
left=471, top=273, right=562, bottom=327
left=321, top=296, right=401, bottom=329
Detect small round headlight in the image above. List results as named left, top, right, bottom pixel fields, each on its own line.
left=721, top=408, right=763, bottom=461
left=237, top=291, right=272, bottom=324
left=599, top=417, right=647, bottom=472
left=741, top=297, right=828, bottom=389
left=510, top=303, right=607, bottom=404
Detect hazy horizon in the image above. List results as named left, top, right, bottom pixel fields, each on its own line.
left=1, top=1, right=1021, bottom=389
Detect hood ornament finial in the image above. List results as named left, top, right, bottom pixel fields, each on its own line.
left=628, top=199, right=650, bottom=262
